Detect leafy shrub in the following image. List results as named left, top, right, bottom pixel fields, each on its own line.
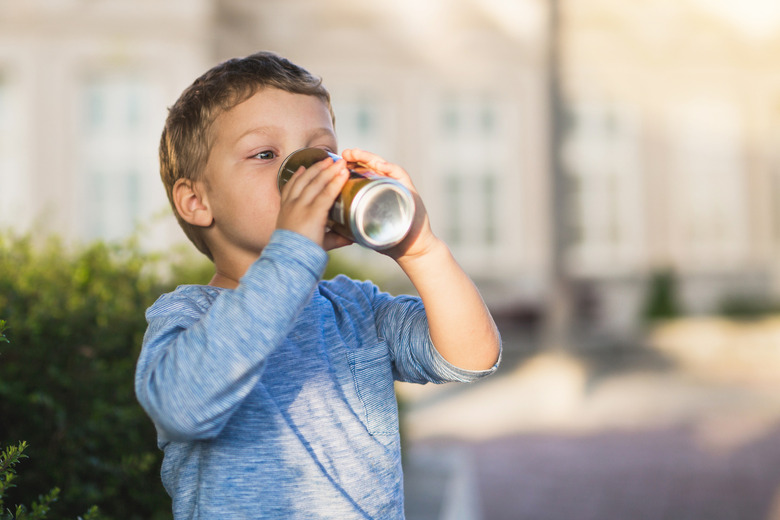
left=641, top=268, right=683, bottom=323
left=0, top=231, right=370, bottom=519
left=0, top=233, right=174, bottom=519
left=717, top=295, right=780, bottom=320
left=1, top=441, right=102, bottom=520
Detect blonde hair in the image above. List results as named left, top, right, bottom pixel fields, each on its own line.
left=159, top=51, right=334, bottom=259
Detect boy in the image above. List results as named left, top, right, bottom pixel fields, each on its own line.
left=134, top=51, right=501, bottom=519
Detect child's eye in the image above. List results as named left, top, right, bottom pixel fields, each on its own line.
left=253, top=150, right=276, bottom=160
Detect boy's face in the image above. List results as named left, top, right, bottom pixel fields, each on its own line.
left=199, top=87, right=337, bottom=263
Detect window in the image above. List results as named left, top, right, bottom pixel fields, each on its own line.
left=441, top=169, right=500, bottom=248
left=78, top=75, right=161, bottom=242
left=331, top=93, right=393, bottom=159
left=668, top=99, right=747, bottom=266
left=439, top=93, right=499, bottom=140
left=0, top=73, right=29, bottom=229
left=435, top=92, right=506, bottom=254
left=441, top=97, right=461, bottom=136
left=773, top=99, right=780, bottom=247
left=563, top=100, right=644, bottom=272
left=443, top=173, right=463, bottom=245
left=775, top=164, right=780, bottom=244
left=482, top=175, right=497, bottom=245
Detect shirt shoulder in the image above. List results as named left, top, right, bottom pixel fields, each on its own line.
left=319, top=274, right=376, bottom=300
left=145, top=284, right=224, bottom=322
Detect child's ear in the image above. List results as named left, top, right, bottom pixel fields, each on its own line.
left=173, top=178, right=213, bottom=227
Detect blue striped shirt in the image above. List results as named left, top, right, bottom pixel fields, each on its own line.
left=135, top=230, right=499, bottom=519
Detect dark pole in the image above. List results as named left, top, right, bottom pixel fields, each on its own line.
left=544, top=0, right=572, bottom=350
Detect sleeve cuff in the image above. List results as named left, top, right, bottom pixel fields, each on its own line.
left=428, top=334, right=503, bottom=383
left=247, top=229, right=329, bottom=282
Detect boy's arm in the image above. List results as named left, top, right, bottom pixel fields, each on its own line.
left=396, top=239, right=500, bottom=371
left=135, top=231, right=328, bottom=441
left=137, top=158, right=350, bottom=441
left=341, top=149, right=501, bottom=372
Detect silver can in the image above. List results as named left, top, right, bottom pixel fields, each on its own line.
left=278, top=148, right=415, bottom=250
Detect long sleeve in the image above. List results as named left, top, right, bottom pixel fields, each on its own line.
left=323, top=277, right=501, bottom=385
left=372, top=287, right=501, bottom=384
left=134, top=230, right=328, bottom=441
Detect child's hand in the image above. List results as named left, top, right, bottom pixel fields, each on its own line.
left=340, top=149, right=439, bottom=261
left=276, top=156, right=352, bottom=250
left=342, top=149, right=501, bottom=372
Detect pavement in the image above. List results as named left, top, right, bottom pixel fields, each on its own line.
left=401, top=322, right=780, bottom=520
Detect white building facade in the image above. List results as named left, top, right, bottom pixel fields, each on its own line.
left=0, top=0, right=212, bottom=244
left=560, top=0, right=780, bottom=332
left=1, top=0, right=779, bottom=336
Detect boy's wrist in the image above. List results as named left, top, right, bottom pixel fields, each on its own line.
left=394, top=236, right=450, bottom=275
left=260, top=229, right=329, bottom=279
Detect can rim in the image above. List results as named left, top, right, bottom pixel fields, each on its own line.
left=277, top=147, right=336, bottom=191
left=350, top=179, right=415, bottom=249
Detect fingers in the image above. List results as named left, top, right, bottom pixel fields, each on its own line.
left=323, top=230, right=353, bottom=251
left=276, top=157, right=349, bottom=247
left=341, top=148, right=414, bottom=189
left=341, top=149, right=434, bottom=261
left=341, top=149, right=392, bottom=174
left=281, top=157, right=347, bottom=203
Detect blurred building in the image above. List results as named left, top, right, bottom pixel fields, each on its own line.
left=559, top=0, right=780, bottom=333
left=211, top=0, right=553, bottom=319
left=0, top=0, right=778, bottom=338
left=0, top=0, right=212, bottom=246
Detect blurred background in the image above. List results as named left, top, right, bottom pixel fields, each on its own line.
left=2, top=0, right=780, bottom=519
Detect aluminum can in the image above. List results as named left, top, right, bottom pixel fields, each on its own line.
left=278, top=148, right=415, bottom=250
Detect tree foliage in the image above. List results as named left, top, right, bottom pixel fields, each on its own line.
left=0, top=231, right=370, bottom=519
left=0, top=234, right=177, bottom=519
left=641, top=268, right=683, bottom=323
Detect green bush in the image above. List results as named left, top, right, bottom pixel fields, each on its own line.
left=1, top=441, right=102, bottom=520
left=0, top=233, right=174, bottom=519
left=717, top=295, right=780, bottom=320
left=641, top=268, right=683, bottom=323
left=0, top=231, right=371, bottom=519
left=1, top=319, right=101, bottom=519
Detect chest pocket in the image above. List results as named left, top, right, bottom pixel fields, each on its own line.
left=347, top=342, right=398, bottom=436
